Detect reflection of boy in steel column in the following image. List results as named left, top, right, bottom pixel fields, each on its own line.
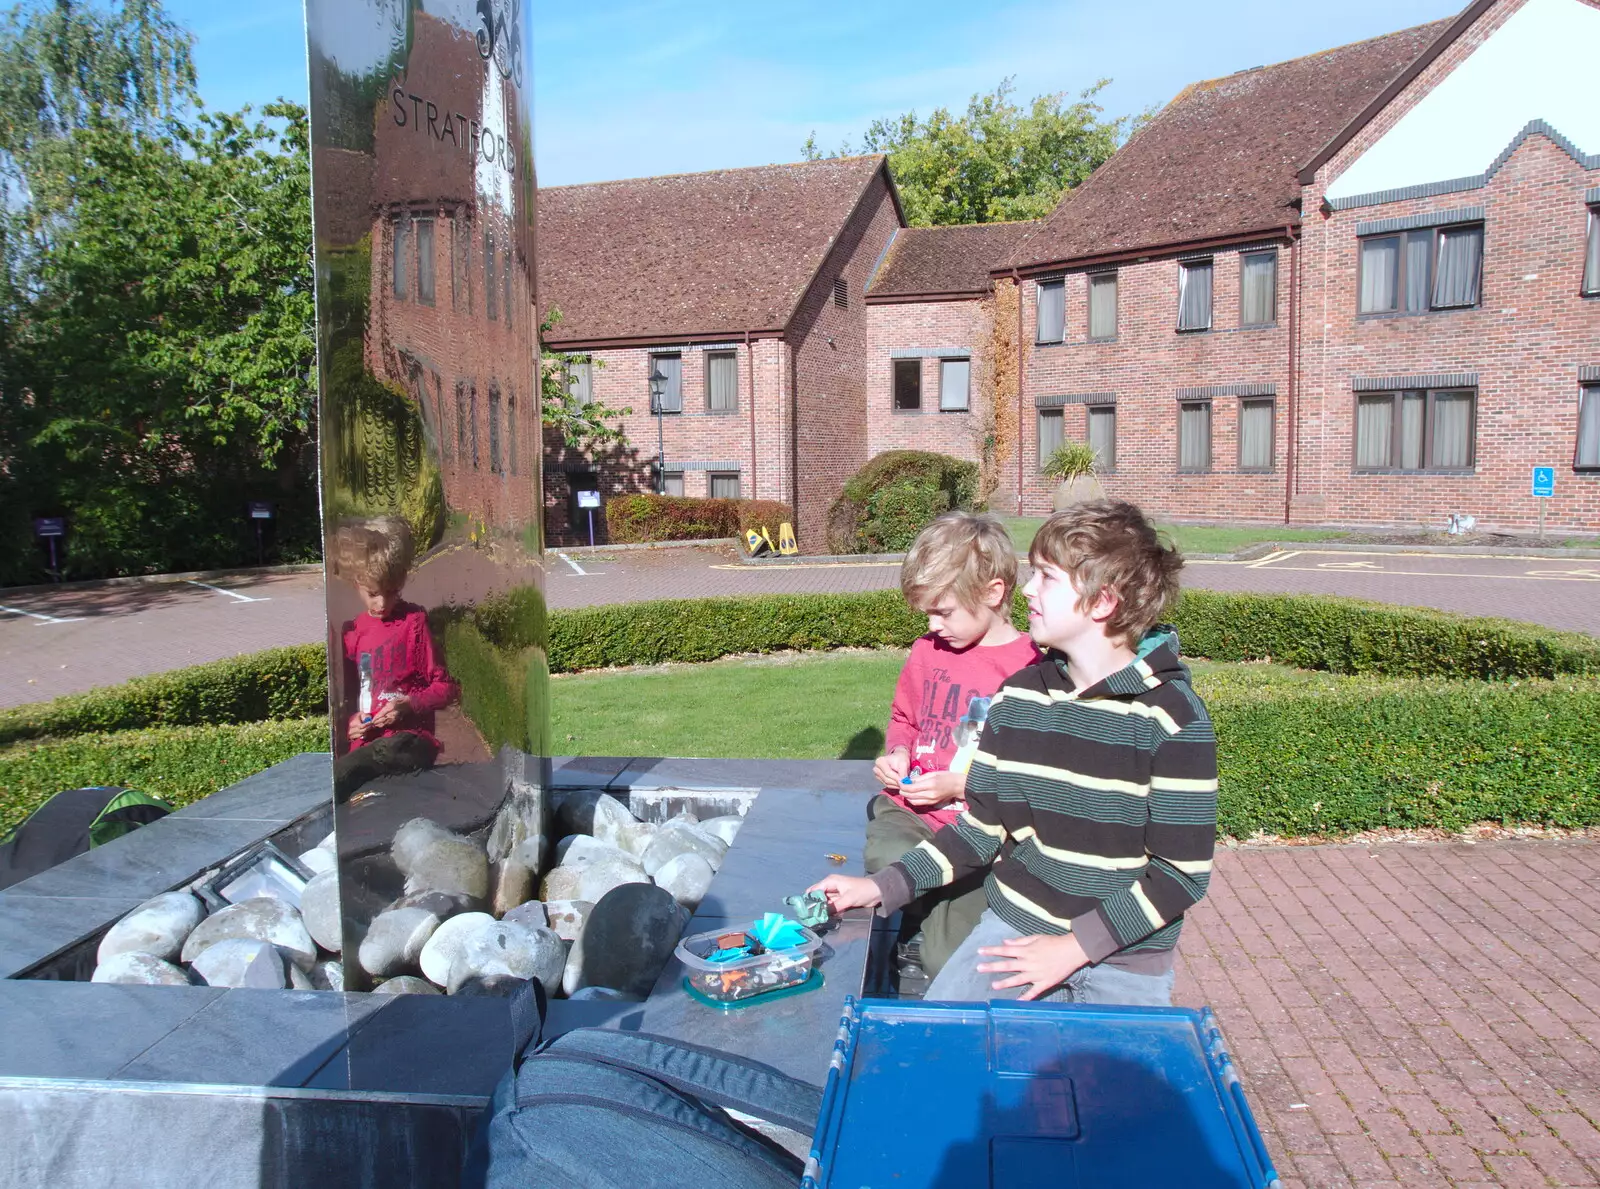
left=331, top=516, right=457, bottom=799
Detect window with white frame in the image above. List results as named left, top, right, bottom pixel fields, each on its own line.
left=1038, top=408, right=1064, bottom=468
left=1178, top=401, right=1212, bottom=471
left=650, top=353, right=682, bottom=413
left=1354, top=388, right=1476, bottom=471
left=706, top=351, right=738, bottom=412
left=1577, top=385, right=1600, bottom=470
left=1087, top=405, right=1116, bottom=471
left=1087, top=273, right=1117, bottom=340
left=1240, top=251, right=1276, bottom=327
left=1585, top=208, right=1600, bottom=296
left=1238, top=398, right=1274, bottom=471
left=415, top=218, right=435, bottom=306
left=1177, top=259, right=1213, bottom=331
left=939, top=358, right=970, bottom=411
left=1036, top=279, right=1065, bottom=343
left=709, top=471, right=741, bottom=499
left=1359, top=223, right=1483, bottom=314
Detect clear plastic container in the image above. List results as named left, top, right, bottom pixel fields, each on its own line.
left=675, top=923, right=823, bottom=1003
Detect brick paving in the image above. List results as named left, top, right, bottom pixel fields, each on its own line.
left=2, top=545, right=1595, bottom=707
left=1177, top=840, right=1600, bottom=1189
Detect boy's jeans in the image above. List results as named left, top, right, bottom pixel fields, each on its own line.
left=924, top=908, right=1176, bottom=1006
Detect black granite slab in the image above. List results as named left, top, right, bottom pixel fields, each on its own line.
left=0, top=981, right=225, bottom=1079
left=0, top=895, right=144, bottom=980
left=172, top=752, right=332, bottom=823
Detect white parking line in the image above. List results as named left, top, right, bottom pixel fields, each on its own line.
left=186, top=580, right=269, bottom=603
left=0, top=603, right=82, bottom=624
left=1246, top=550, right=1298, bottom=568
left=555, top=552, right=588, bottom=576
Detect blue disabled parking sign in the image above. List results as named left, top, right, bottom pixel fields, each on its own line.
left=1532, top=467, right=1555, bottom=497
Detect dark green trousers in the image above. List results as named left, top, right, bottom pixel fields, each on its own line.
left=864, top=794, right=988, bottom=978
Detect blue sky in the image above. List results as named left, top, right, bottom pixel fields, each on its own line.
left=165, top=0, right=1465, bottom=187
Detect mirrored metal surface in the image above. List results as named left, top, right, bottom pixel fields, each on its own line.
left=306, top=0, right=545, bottom=996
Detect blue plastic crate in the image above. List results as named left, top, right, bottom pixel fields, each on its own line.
left=804, top=997, right=1279, bottom=1189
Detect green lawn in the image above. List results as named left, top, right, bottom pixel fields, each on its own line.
left=549, top=648, right=1332, bottom=760
left=1000, top=517, right=1351, bottom=555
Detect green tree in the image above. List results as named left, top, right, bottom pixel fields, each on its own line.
left=803, top=79, right=1139, bottom=227
left=539, top=306, right=631, bottom=453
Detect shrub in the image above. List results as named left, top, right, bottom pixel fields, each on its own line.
left=605, top=495, right=796, bottom=545
left=0, top=717, right=328, bottom=836
left=1042, top=441, right=1098, bottom=482
left=827, top=450, right=979, bottom=553
left=0, top=645, right=327, bottom=747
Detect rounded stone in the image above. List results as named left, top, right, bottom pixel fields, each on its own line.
left=358, top=907, right=441, bottom=978
left=300, top=870, right=343, bottom=954
left=98, top=891, right=205, bottom=965
left=640, top=825, right=727, bottom=878
left=311, top=960, right=345, bottom=992
left=297, top=847, right=336, bottom=875
left=563, top=883, right=685, bottom=999
left=577, top=856, right=650, bottom=904
left=502, top=901, right=549, bottom=931
left=288, top=963, right=315, bottom=991
left=554, top=790, right=636, bottom=838
left=192, top=938, right=286, bottom=988
left=92, top=952, right=192, bottom=986
left=491, top=860, right=534, bottom=916
left=554, top=835, right=633, bottom=868
left=698, top=815, right=744, bottom=847
left=181, top=896, right=317, bottom=972
left=451, top=974, right=529, bottom=998
left=390, top=889, right=482, bottom=920
left=373, top=975, right=443, bottom=996
left=652, top=852, right=714, bottom=912
left=539, top=866, right=583, bottom=902
left=543, top=900, right=593, bottom=942
left=445, top=921, right=566, bottom=997
left=418, top=911, right=496, bottom=987
left=392, top=818, right=489, bottom=899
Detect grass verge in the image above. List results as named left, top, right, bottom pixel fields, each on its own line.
left=1000, top=517, right=1352, bottom=555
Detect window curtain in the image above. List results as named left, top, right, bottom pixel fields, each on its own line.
left=1179, top=402, right=1211, bottom=469
left=1431, top=226, right=1482, bottom=308
left=1088, top=406, right=1115, bottom=469
left=939, top=359, right=970, bottom=411
left=1399, top=393, right=1425, bottom=469
left=707, top=352, right=737, bottom=411
left=1036, top=280, right=1065, bottom=342
left=663, top=472, right=684, bottom=496
left=1578, top=387, right=1600, bottom=467
left=1088, top=275, right=1117, bottom=339
left=415, top=220, right=435, bottom=304
left=392, top=218, right=409, bottom=300
left=1585, top=211, right=1600, bottom=295
left=1038, top=409, right=1063, bottom=465
left=652, top=355, right=682, bottom=412
left=1359, top=238, right=1397, bottom=313
left=1177, top=262, right=1212, bottom=330
left=1240, top=253, right=1276, bottom=326
left=1239, top=400, right=1273, bottom=469
left=567, top=360, right=592, bottom=405
left=1431, top=392, right=1474, bottom=468
left=1355, top=395, right=1392, bottom=468
left=710, top=473, right=741, bottom=499
left=1403, top=233, right=1431, bottom=313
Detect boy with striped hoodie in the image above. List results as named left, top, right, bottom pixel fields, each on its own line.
left=813, top=500, right=1217, bottom=1005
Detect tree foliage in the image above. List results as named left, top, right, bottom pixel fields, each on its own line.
left=539, top=306, right=631, bottom=452
left=804, top=79, right=1139, bottom=227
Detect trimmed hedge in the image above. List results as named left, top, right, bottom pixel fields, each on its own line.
left=0, top=645, right=327, bottom=748
left=605, top=495, right=795, bottom=545
left=0, top=717, right=328, bottom=836
left=827, top=450, right=979, bottom=553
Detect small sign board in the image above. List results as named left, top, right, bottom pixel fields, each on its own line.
left=576, top=490, right=601, bottom=509
left=1532, top=467, right=1555, bottom=498
left=33, top=517, right=65, bottom=538
left=248, top=501, right=275, bottom=520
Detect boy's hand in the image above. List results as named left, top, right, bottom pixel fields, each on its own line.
left=872, top=746, right=911, bottom=788
left=976, top=934, right=1089, bottom=1001
left=348, top=712, right=374, bottom=741
left=807, top=874, right=882, bottom=914
left=901, top=769, right=965, bottom=808
left=369, top=695, right=411, bottom=729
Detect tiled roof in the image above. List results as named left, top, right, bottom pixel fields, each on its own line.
left=1005, top=18, right=1454, bottom=271
left=868, top=222, right=1034, bottom=298
left=537, top=155, right=890, bottom=345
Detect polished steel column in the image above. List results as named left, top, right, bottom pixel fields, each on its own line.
left=305, top=0, right=546, bottom=993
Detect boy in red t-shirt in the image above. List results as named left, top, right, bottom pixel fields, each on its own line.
left=866, top=512, right=1040, bottom=978
left=331, top=516, right=457, bottom=799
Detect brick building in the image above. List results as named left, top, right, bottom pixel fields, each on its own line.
left=536, top=0, right=1597, bottom=542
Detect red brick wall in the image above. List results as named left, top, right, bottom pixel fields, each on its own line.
left=864, top=296, right=994, bottom=475
left=1016, top=248, right=1292, bottom=522
left=786, top=172, right=903, bottom=550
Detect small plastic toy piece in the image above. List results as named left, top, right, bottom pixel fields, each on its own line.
left=784, top=891, right=831, bottom=929
left=900, top=766, right=923, bottom=786
left=825, top=852, right=846, bottom=865
left=676, top=917, right=824, bottom=1004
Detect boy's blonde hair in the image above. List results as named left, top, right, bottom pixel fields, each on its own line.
left=332, top=515, right=415, bottom=592
left=900, top=511, right=1018, bottom=612
left=1028, top=500, right=1182, bottom=646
